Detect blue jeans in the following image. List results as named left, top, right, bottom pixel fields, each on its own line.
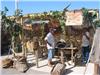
left=82, top=46, right=90, bottom=63
left=48, top=49, right=55, bottom=60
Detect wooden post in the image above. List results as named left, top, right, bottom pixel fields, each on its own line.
left=33, top=37, right=39, bottom=68
left=60, top=50, right=64, bottom=64
left=70, top=43, right=74, bottom=63
left=11, top=36, right=16, bottom=57
left=94, top=64, right=98, bottom=75
left=21, top=17, right=25, bottom=56
left=35, top=50, right=39, bottom=68
left=94, top=64, right=99, bottom=75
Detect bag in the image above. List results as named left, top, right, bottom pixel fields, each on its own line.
left=13, top=56, right=29, bottom=73
left=51, top=63, right=66, bottom=75
left=2, top=58, right=14, bottom=68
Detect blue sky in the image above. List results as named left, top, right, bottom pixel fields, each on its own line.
left=1, top=0, right=100, bottom=16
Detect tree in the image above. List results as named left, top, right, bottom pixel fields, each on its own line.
left=12, top=9, right=23, bottom=54
left=14, top=9, right=23, bottom=18
left=94, top=19, right=100, bottom=28
left=60, top=4, right=71, bottom=35
left=82, top=8, right=97, bottom=32
left=1, top=7, right=23, bottom=55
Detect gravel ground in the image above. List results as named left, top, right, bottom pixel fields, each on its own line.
left=1, top=54, right=98, bottom=75
left=1, top=68, right=50, bottom=75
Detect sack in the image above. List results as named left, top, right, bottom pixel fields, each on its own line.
left=51, top=63, right=66, bottom=75
left=2, top=58, right=14, bottom=68
left=13, top=56, right=29, bottom=73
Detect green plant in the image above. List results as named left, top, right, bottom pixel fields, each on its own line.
left=94, top=19, right=100, bottom=28
left=1, top=7, right=23, bottom=54
left=82, top=8, right=97, bottom=31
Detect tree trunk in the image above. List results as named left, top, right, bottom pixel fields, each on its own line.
left=11, top=36, right=16, bottom=56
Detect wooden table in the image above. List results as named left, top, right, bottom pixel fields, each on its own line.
left=58, top=47, right=77, bottom=64
left=36, top=44, right=77, bottom=67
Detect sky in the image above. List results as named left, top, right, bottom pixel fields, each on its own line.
left=1, top=0, right=100, bottom=16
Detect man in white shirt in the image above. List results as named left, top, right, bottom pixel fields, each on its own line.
left=44, top=28, right=56, bottom=67
left=81, top=28, right=90, bottom=64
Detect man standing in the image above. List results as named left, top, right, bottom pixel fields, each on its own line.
left=81, top=28, right=90, bottom=64
left=44, top=28, right=56, bottom=67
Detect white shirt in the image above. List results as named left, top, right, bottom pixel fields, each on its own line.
left=82, top=31, right=90, bottom=47
left=44, top=32, right=55, bottom=49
